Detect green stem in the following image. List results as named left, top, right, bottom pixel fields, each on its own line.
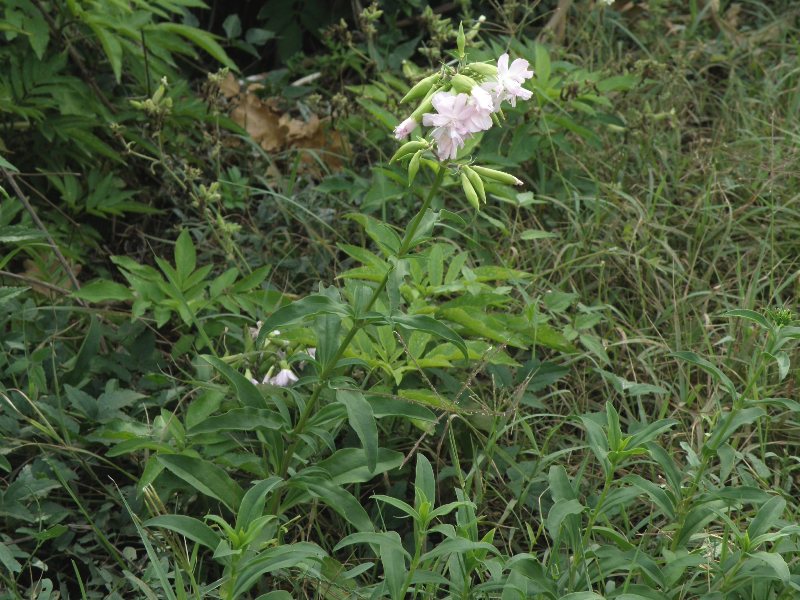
left=268, top=167, right=447, bottom=513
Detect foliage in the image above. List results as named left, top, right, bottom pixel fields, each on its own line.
left=2, top=1, right=800, bottom=599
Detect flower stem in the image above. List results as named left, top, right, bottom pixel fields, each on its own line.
left=267, top=166, right=447, bottom=514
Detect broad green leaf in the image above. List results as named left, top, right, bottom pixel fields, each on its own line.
left=546, top=498, right=584, bottom=539
left=236, top=477, right=283, bottom=531
left=336, top=389, right=378, bottom=472
left=387, top=313, right=468, bottom=360
left=520, top=229, right=558, bottom=240
left=534, top=44, right=551, bottom=84
left=415, top=454, right=435, bottom=505
left=232, top=543, right=326, bottom=598
left=706, top=407, right=765, bottom=451
left=747, top=551, right=790, bottom=582
left=301, top=480, right=374, bottom=532
left=721, top=309, right=772, bottom=331
left=157, top=454, right=243, bottom=511
left=559, top=593, right=604, bottom=600
left=72, top=279, right=134, bottom=303
left=156, top=23, right=236, bottom=69
left=747, top=496, right=786, bottom=539
left=256, top=295, right=350, bottom=347
left=0, top=541, right=21, bottom=574
left=420, top=538, right=499, bottom=562
left=316, top=448, right=403, bottom=484
left=174, top=229, right=196, bottom=282
left=200, top=355, right=267, bottom=410
left=187, top=408, right=283, bottom=434
left=370, top=396, right=437, bottom=422
left=144, top=515, right=219, bottom=550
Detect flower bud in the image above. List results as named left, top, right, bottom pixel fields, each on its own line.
left=408, top=149, right=423, bottom=186
left=410, top=85, right=441, bottom=121
left=456, top=22, right=465, bottom=58
left=390, top=140, right=428, bottom=163
left=466, top=62, right=498, bottom=77
left=400, top=73, right=439, bottom=104
left=460, top=172, right=480, bottom=210
left=394, top=116, right=417, bottom=140
left=463, top=166, right=486, bottom=203
left=470, top=165, right=523, bottom=186
left=450, top=74, right=479, bottom=94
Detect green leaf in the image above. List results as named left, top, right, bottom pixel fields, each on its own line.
left=157, top=454, right=243, bottom=512
left=91, top=24, right=123, bottom=82
left=747, top=551, right=790, bottom=582
left=721, top=309, right=772, bottom=331
left=144, top=515, right=219, bottom=551
left=155, top=23, right=236, bottom=70
left=174, top=229, right=196, bottom=281
left=72, top=279, right=133, bottom=303
left=222, top=14, right=242, bottom=38
left=386, top=313, right=468, bottom=361
left=187, top=408, right=283, bottom=434
left=420, top=538, right=499, bottom=562
left=232, top=543, right=326, bottom=598
left=301, top=480, right=373, bottom=532
left=546, top=498, right=584, bottom=539
left=200, top=355, right=267, bottom=410
left=558, top=592, right=604, bottom=600
left=0, top=155, right=18, bottom=172
left=316, top=448, right=403, bottom=485
left=415, top=454, right=435, bottom=504
left=534, top=44, right=551, bottom=84
left=520, top=229, right=558, bottom=240
left=236, top=477, right=283, bottom=531
left=747, top=496, right=786, bottom=539
left=336, top=389, right=378, bottom=472
left=706, top=407, right=765, bottom=451
left=370, top=396, right=437, bottom=422
left=0, top=541, right=21, bottom=574
left=62, top=315, right=101, bottom=386
left=256, top=295, right=350, bottom=347
left=673, top=351, right=738, bottom=400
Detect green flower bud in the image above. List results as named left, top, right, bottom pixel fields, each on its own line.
left=410, top=85, right=442, bottom=121
left=466, top=62, right=498, bottom=77
left=461, top=172, right=480, bottom=210
left=456, top=22, right=465, bottom=58
left=400, top=73, right=439, bottom=104
left=408, top=149, right=423, bottom=186
left=463, top=166, right=486, bottom=203
left=450, top=74, right=478, bottom=94
left=391, top=140, right=428, bottom=163
left=470, top=165, right=523, bottom=186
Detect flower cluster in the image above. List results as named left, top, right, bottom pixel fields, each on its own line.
left=394, top=53, right=534, bottom=161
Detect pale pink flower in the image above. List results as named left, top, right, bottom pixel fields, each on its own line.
left=422, top=91, right=481, bottom=161
left=463, top=87, right=494, bottom=133
left=268, top=368, right=298, bottom=387
left=394, top=117, right=417, bottom=140
left=481, top=53, right=534, bottom=109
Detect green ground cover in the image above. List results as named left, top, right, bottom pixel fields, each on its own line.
left=2, top=1, right=800, bottom=598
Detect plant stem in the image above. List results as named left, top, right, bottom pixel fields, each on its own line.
left=268, top=167, right=447, bottom=513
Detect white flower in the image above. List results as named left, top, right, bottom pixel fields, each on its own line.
left=394, top=117, right=417, bottom=140
left=481, top=53, right=534, bottom=109
left=599, top=0, right=614, bottom=5
left=422, top=91, right=489, bottom=161
left=268, top=368, right=298, bottom=387
left=307, top=348, right=316, bottom=359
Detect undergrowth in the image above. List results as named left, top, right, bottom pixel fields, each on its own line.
left=1, top=1, right=800, bottom=598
